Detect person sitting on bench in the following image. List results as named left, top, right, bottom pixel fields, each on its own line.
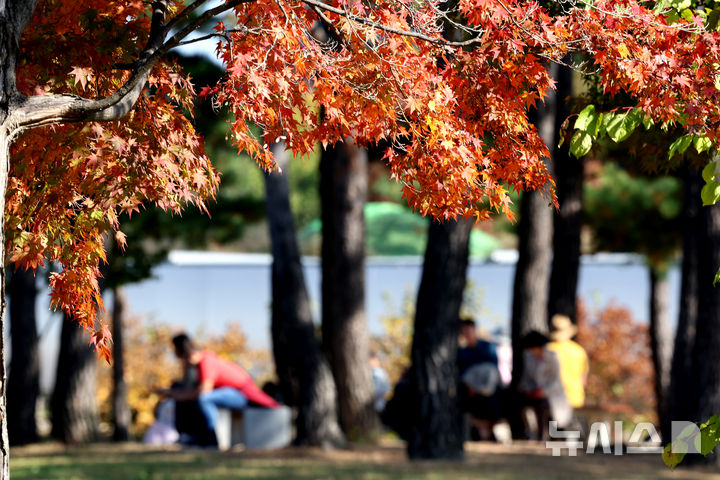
left=158, top=333, right=279, bottom=446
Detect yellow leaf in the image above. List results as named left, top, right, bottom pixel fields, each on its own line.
left=617, top=44, right=630, bottom=59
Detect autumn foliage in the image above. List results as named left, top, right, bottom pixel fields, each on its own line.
left=9, top=2, right=218, bottom=359
left=7, top=0, right=720, bottom=357
left=576, top=299, right=656, bottom=421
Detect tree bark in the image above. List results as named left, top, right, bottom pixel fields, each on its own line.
left=111, top=286, right=131, bottom=441
left=265, top=142, right=345, bottom=447
left=548, top=63, right=583, bottom=324
left=50, top=314, right=100, bottom=444
left=7, top=266, right=39, bottom=446
left=320, top=140, right=379, bottom=440
left=0, top=3, right=42, bottom=475
left=511, top=64, right=556, bottom=384
left=0, top=0, right=277, bottom=474
left=688, top=195, right=720, bottom=464
left=666, top=163, right=701, bottom=435
left=648, top=267, right=671, bottom=433
left=407, top=219, right=472, bottom=460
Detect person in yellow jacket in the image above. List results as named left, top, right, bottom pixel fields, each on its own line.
left=547, top=314, right=589, bottom=409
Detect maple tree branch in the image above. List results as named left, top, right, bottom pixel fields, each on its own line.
left=162, top=0, right=213, bottom=36
left=301, top=0, right=484, bottom=47
left=10, top=0, right=255, bottom=130
left=159, top=0, right=254, bottom=53
left=174, top=28, right=255, bottom=47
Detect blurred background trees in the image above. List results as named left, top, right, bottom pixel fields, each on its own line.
left=7, top=267, right=39, bottom=446
left=9, top=45, right=720, bottom=467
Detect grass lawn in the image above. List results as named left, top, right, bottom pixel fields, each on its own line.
left=10, top=441, right=720, bottom=480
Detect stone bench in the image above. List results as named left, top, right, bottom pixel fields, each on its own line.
left=215, top=406, right=292, bottom=450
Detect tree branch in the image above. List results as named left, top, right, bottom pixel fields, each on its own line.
left=162, top=0, right=212, bottom=36
left=301, top=0, right=484, bottom=47
left=158, top=0, right=252, bottom=55
left=175, top=28, right=255, bottom=47
left=10, top=0, right=252, bottom=131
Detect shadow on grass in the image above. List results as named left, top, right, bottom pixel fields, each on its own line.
left=10, top=442, right=720, bottom=480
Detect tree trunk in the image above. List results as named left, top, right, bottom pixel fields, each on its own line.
left=407, top=219, right=472, bottom=460
left=51, top=314, right=100, bottom=444
left=320, top=140, right=379, bottom=440
left=666, top=163, right=701, bottom=435
left=511, top=65, right=556, bottom=384
left=648, top=267, right=671, bottom=433
left=688, top=195, right=720, bottom=464
left=7, top=266, right=39, bottom=446
left=548, top=63, right=583, bottom=323
left=265, top=143, right=345, bottom=447
left=0, top=129, right=15, bottom=479
left=111, top=286, right=131, bottom=441
left=0, top=3, right=52, bottom=474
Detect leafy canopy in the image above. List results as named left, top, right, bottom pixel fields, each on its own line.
left=9, top=0, right=720, bottom=359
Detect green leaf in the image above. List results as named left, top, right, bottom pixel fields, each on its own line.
left=643, top=115, right=654, bottom=130
left=601, top=112, right=614, bottom=134
left=654, top=0, right=670, bottom=11
left=606, top=109, right=642, bottom=143
left=575, top=105, right=599, bottom=134
left=663, top=443, right=686, bottom=469
left=694, top=136, right=713, bottom=154
left=699, top=415, right=720, bottom=455
left=715, top=269, right=720, bottom=286
left=569, top=131, right=593, bottom=158
left=708, top=8, right=720, bottom=31
left=701, top=182, right=720, bottom=206
left=670, top=0, right=692, bottom=11
left=676, top=423, right=699, bottom=441
left=669, top=135, right=694, bottom=159
left=702, top=161, right=717, bottom=183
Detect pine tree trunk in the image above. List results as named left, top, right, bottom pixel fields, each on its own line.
left=548, top=63, right=583, bottom=323
left=666, top=164, right=701, bottom=435
left=265, top=143, right=345, bottom=447
left=407, top=219, right=472, bottom=460
left=689, top=197, right=720, bottom=465
left=51, top=314, right=100, bottom=444
left=648, top=267, right=671, bottom=433
left=111, top=286, right=131, bottom=441
left=511, top=64, right=556, bottom=384
left=7, top=266, right=39, bottom=445
left=320, top=140, right=379, bottom=440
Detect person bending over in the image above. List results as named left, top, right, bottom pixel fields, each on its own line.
left=158, top=333, right=279, bottom=446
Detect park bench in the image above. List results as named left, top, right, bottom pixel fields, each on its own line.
left=215, top=406, right=292, bottom=451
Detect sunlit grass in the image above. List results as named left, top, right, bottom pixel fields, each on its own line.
left=10, top=441, right=720, bottom=480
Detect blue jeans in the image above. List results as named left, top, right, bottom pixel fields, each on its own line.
left=198, top=387, right=248, bottom=432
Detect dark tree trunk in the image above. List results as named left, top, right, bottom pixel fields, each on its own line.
left=511, top=64, right=557, bottom=384
left=648, top=267, right=671, bottom=433
left=320, top=140, right=379, bottom=440
left=111, top=286, right=131, bottom=441
left=0, top=253, right=7, bottom=479
left=0, top=135, right=10, bottom=478
left=51, top=314, right=100, bottom=444
left=688, top=197, right=720, bottom=465
left=7, top=266, right=39, bottom=445
left=407, top=219, right=472, bottom=460
left=548, top=63, right=583, bottom=323
left=0, top=3, right=42, bottom=475
left=666, top=164, right=701, bottom=435
left=511, top=188, right=553, bottom=382
left=265, top=143, right=345, bottom=447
